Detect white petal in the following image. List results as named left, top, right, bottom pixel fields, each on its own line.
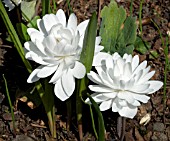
left=147, top=81, right=163, bottom=94
left=71, top=61, right=86, bottom=79
left=92, top=52, right=112, bottom=66
left=26, top=51, right=49, bottom=65
left=132, top=94, right=150, bottom=103
left=3, top=0, right=15, bottom=11
left=87, top=71, right=103, bottom=84
left=118, top=99, right=127, bottom=106
left=89, top=85, right=112, bottom=93
left=131, top=100, right=141, bottom=106
left=42, top=14, right=59, bottom=33
left=27, top=66, right=43, bottom=83
left=60, top=29, right=73, bottom=43
left=117, top=91, right=135, bottom=103
left=56, top=9, right=66, bottom=27
left=134, top=70, right=143, bottom=82
left=61, top=70, right=75, bottom=97
left=138, top=71, right=155, bottom=84
left=95, top=36, right=101, bottom=45
left=119, top=105, right=137, bottom=119
left=34, top=40, right=47, bottom=55
left=123, top=62, right=132, bottom=77
left=77, top=20, right=89, bottom=36
left=103, top=92, right=117, bottom=98
left=100, top=99, right=112, bottom=111
left=114, top=63, right=120, bottom=76
left=24, top=41, right=45, bottom=57
left=94, top=45, right=104, bottom=54
left=120, top=80, right=126, bottom=90
left=95, top=67, right=113, bottom=87
left=105, top=57, right=114, bottom=70
left=132, top=55, right=139, bottom=71
left=27, top=28, right=44, bottom=43
left=85, top=93, right=107, bottom=104
left=54, top=79, right=69, bottom=101
left=37, top=19, right=48, bottom=35
left=123, top=53, right=128, bottom=59
left=116, top=58, right=124, bottom=75
left=67, top=13, right=77, bottom=32
left=112, top=99, right=122, bottom=112
left=125, top=78, right=135, bottom=90
left=37, top=65, right=58, bottom=78
left=133, top=61, right=147, bottom=74
left=125, top=54, right=132, bottom=63
left=49, top=63, right=64, bottom=83
left=112, top=52, right=121, bottom=60
left=130, top=84, right=150, bottom=93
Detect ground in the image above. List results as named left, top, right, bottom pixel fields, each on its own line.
left=0, top=0, right=170, bottom=140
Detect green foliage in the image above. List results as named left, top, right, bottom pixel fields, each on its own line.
left=16, top=23, right=30, bottom=41
left=87, top=94, right=105, bottom=141
left=21, top=0, right=37, bottom=20
left=3, top=75, right=16, bottom=131
left=27, top=16, right=40, bottom=28
left=80, top=12, right=97, bottom=73
left=100, top=0, right=137, bottom=56
left=149, top=50, right=159, bottom=59
left=42, top=0, right=51, bottom=16
left=134, top=36, right=151, bottom=54
left=76, top=12, right=97, bottom=122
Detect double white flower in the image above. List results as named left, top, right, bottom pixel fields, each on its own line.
left=86, top=52, right=163, bottom=118
left=25, top=9, right=103, bottom=101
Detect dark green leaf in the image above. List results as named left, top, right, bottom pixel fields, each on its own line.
left=149, top=50, right=159, bottom=59
left=135, top=36, right=151, bottom=54
left=100, top=1, right=126, bottom=53
left=100, top=1, right=137, bottom=56
left=87, top=94, right=105, bottom=141
left=21, top=0, right=37, bottom=20
left=80, top=12, right=97, bottom=73
left=27, top=16, right=40, bottom=29
left=16, top=23, right=30, bottom=41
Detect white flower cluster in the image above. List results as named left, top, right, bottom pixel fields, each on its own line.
left=25, top=9, right=163, bottom=118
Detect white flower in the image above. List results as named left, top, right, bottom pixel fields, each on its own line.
left=24, top=9, right=103, bottom=101
left=3, top=0, right=21, bottom=11
left=86, top=52, right=163, bottom=118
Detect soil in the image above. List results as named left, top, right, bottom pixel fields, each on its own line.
left=0, top=0, right=170, bottom=140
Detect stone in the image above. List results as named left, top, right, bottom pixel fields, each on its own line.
left=153, top=122, right=164, bottom=132
left=12, top=135, right=35, bottom=141
left=151, top=132, right=168, bottom=141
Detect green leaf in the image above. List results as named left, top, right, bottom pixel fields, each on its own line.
left=118, top=16, right=137, bottom=45
left=27, top=16, right=40, bottom=29
left=149, top=50, right=159, bottom=59
left=16, top=23, right=30, bottom=41
left=100, top=1, right=126, bottom=53
left=76, top=12, right=97, bottom=122
left=100, top=1, right=137, bottom=56
left=135, top=36, right=151, bottom=54
left=21, top=0, right=36, bottom=20
left=42, top=0, right=51, bottom=16
left=80, top=12, right=97, bottom=73
left=87, top=94, right=105, bottom=141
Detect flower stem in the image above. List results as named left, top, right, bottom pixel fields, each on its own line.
left=66, top=99, right=72, bottom=131
left=3, top=74, right=16, bottom=135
